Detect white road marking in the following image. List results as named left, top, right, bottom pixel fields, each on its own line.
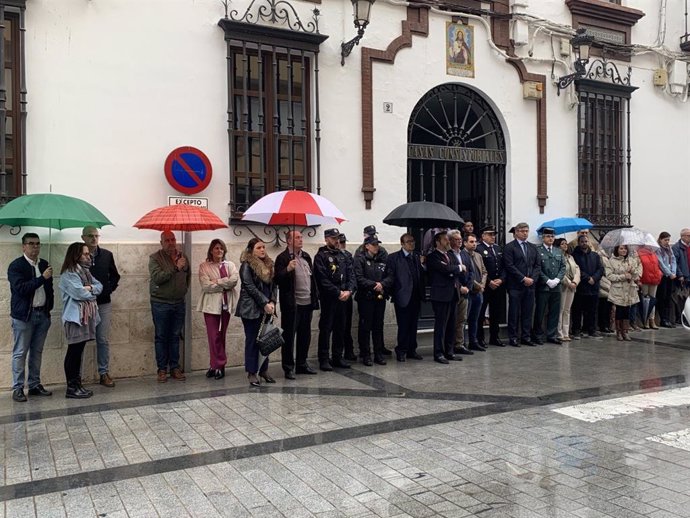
left=552, top=387, right=690, bottom=422
left=647, top=428, right=690, bottom=452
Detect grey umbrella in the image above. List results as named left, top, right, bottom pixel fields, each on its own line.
left=383, top=201, right=464, bottom=228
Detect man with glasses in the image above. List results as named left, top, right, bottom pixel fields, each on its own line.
left=384, top=234, right=425, bottom=362
left=82, top=226, right=120, bottom=388
left=8, top=233, right=54, bottom=402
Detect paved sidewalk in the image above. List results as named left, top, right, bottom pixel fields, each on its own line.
left=2, top=328, right=690, bottom=517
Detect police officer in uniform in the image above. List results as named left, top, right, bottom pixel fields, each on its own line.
left=533, top=227, right=566, bottom=344
left=354, top=235, right=389, bottom=366
left=338, top=234, right=357, bottom=362
left=314, top=229, right=354, bottom=371
left=476, top=225, right=506, bottom=346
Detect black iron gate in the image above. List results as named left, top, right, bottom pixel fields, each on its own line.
left=407, top=83, right=507, bottom=327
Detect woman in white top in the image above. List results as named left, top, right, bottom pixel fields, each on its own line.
left=197, top=239, right=239, bottom=380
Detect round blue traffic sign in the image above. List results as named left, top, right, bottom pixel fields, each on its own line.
left=164, top=146, right=212, bottom=195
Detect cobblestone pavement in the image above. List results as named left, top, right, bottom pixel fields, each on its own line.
left=2, top=328, right=690, bottom=517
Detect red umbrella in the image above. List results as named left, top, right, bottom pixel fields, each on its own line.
left=133, top=204, right=227, bottom=232
left=241, top=190, right=346, bottom=227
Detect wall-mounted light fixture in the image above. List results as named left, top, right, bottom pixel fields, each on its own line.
left=556, top=28, right=594, bottom=95
left=341, top=0, right=376, bottom=66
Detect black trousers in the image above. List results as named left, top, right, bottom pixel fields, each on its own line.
left=64, top=341, right=86, bottom=383
left=507, top=287, right=535, bottom=341
left=597, top=298, right=613, bottom=331
left=281, top=304, right=313, bottom=372
left=657, top=276, right=673, bottom=323
left=394, top=298, right=420, bottom=356
left=615, top=304, right=631, bottom=320
left=478, top=284, right=505, bottom=342
left=317, top=296, right=345, bottom=361
left=572, top=293, right=598, bottom=334
left=343, top=297, right=355, bottom=357
left=533, top=290, right=561, bottom=340
left=432, top=298, right=456, bottom=359
left=357, top=298, right=386, bottom=359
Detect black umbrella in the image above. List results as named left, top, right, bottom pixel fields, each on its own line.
left=383, top=201, right=464, bottom=228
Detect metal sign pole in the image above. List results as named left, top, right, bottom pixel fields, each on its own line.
left=183, top=230, right=193, bottom=372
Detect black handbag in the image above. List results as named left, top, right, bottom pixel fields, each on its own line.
left=256, top=314, right=284, bottom=356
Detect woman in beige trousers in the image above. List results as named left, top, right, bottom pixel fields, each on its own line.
left=556, top=239, right=580, bottom=341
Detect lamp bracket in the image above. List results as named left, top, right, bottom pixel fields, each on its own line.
left=225, top=0, right=320, bottom=34
left=341, top=28, right=365, bottom=66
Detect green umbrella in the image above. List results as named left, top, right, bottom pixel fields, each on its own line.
left=0, top=193, right=112, bottom=230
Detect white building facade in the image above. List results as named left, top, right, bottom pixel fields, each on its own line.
left=0, top=0, right=688, bottom=387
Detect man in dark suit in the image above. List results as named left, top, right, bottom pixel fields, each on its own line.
left=274, top=230, right=319, bottom=380
left=476, top=225, right=506, bottom=346
left=503, top=222, right=542, bottom=346
left=426, top=230, right=467, bottom=364
left=384, top=233, right=424, bottom=362
left=8, top=233, right=54, bottom=402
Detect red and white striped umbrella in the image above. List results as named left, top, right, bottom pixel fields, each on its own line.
left=241, top=190, right=346, bottom=227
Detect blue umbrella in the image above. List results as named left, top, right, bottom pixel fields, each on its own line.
left=537, top=217, right=593, bottom=235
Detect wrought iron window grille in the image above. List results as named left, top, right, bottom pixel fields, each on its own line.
left=231, top=222, right=318, bottom=248
left=221, top=0, right=320, bottom=34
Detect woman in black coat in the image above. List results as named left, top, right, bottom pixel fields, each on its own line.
left=235, top=238, right=277, bottom=387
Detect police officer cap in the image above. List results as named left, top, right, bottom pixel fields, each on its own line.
left=363, top=225, right=377, bottom=236
left=324, top=228, right=340, bottom=238
left=338, top=234, right=347, bottom=243
left=363, top=235, right=380, bottom=246
left=540, top=227, right=556, bottom=236
left=480, top=225, right=497, bottom=235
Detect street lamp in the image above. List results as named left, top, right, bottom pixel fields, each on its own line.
left=341, top=0, right=376, bottom=66
left=557, top=28, right=595, bottom=95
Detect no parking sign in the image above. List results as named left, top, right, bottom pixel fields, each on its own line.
left=164, top=146, right=212, bottom=195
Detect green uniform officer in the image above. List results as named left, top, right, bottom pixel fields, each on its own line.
left=533, top=227, right=566, bottom=344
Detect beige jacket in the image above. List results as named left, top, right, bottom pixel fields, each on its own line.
left=606, top=255, right=642, bottom=307
left=196, top=260, right=240, bottom=315
left=468, top=250, right=488, bottom=293
left=561, top=254, right=581, bottom=292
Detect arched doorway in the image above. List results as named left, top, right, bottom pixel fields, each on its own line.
left=407, top=83, right=506, bottom=240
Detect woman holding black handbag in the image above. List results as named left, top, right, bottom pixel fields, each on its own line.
left=236, top=238, right=277, bottom=387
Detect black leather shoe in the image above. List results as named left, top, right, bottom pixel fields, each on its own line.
left=374, top=356, right=387, bottom=365
left=588, top=331, right=601, bottom=338
left=468, top=343, right=486, bottom=352
left=454, top=346, right=474, bottom=355
left=214, top=368, right=225, bottom=380
left=444, top=354, right=463, bottom=361
left=331, top=358, right=351, bottom=369
left=319, top=360, right=333, bottom=372
left=259, top=372, right=276, bottom=383
left=205, top=369, right=215, bottom=378
left=547, top=337, right=563, bottom=345
left=381, top=348, right=393, bottom=356
left=407, top=352, right=423, bottom=360
left=490, top=338, right=506, bottom=347
left=521, top=339, right=535, bottom=346
left=533, top=338, right=544, bottom=345
left=28, top=384, right=52, bottom=396
left=12, top=389, right=27, bottom=402
left=362, top=357, right=373, bottom=366
left=509, top=339, right=521, bottom=347
left=434, top=356, right=449, bottom=364
left=284, top=369, right=296, bottom=380
left=296, top=364, right=317, bottom=375
left=660, top=321, right=674, bottom=328
left=396, top=353, right=406, bottom=362
left=344, top=352, right=358, bottom=361
left=478, top=339, right=487, bottom=347
left=66, top=383, right=92, bottom=399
